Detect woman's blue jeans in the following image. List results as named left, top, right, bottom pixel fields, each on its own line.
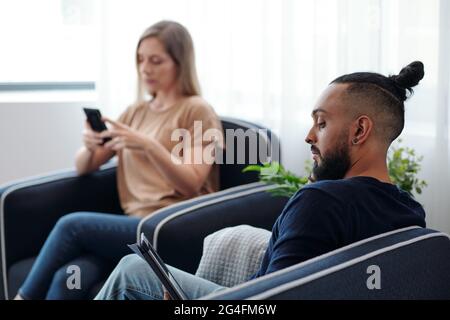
left=18, top=212, right=140, bottom=300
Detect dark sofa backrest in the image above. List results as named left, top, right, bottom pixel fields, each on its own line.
left=219, top=117, right=280, bottom=190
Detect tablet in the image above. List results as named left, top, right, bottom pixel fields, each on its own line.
left=128, top=233, right=188, bottom=300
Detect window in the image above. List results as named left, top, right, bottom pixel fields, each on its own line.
left=0, top=0, right=100, bottom=89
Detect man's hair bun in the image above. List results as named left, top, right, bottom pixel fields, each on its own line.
left=389, top=61, right=424, bottom=100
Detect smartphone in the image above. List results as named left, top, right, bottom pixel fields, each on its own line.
left=83, top=108, right=111, bottom=145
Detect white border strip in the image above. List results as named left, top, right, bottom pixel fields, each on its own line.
left=0, top=162, right=117, bottom=300
left=247, top=232, right=450, bottom=300
left=200, top=225, right=422, bottom=299
left=152, top=184, right=280, bottom=250
left=136, top=182, right=264, bottom=242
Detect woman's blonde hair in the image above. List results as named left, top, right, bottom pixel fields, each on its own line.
left=136, top=20, right=201, bottom=102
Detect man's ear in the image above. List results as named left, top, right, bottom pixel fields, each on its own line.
left=351, top=115, right=373, bottom=145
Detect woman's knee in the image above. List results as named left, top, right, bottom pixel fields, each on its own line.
left=54, top=212, right=92, bottom=234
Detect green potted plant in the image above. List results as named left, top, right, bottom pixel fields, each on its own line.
left=243, top=140, right=427, bottom=198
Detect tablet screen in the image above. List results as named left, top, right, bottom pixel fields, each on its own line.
left=127, top=233, right=188, bottom=300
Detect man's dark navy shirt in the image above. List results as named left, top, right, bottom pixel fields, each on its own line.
left=253, top=176, right=426, bottom=278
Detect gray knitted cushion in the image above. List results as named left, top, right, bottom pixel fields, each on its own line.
left=195, top=225, right=271, bottom=287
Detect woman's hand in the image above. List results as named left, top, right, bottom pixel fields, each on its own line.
left=83, top=121, right=104, bottom=152
left=100, top=117, right=213, bottom=197
left=101, top=117, right=153, bottom=151
left=77, top=121, right=116, bottom=175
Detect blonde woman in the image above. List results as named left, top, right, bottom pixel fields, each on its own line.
left=16, top=20, right=223, bottom=300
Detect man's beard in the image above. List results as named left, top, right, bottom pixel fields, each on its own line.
left=310, top=135, right=351, bottom=182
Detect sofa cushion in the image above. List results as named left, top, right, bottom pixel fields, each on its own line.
left=195, top=225, right=271, bottom=287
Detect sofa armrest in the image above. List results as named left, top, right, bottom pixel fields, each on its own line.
left=139, top=183, right=289, bottom=274
left=202, top=227, right=450, bottom=299
left=0, top=162, right=123, bottom=299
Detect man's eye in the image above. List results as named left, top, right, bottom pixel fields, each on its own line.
left=318, top=122, right=326, bottom=129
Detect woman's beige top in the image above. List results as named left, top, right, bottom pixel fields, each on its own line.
left=116, top=96, right=223, bottom=217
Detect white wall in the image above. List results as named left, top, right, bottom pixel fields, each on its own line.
left=0, top=100, right=94, bottom=185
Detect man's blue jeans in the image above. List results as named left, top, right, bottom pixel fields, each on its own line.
left=95, top=254, right=226, bottom=300
left=18, top=212, right=140, bottom=300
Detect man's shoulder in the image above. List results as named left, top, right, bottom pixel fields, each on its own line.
left=283, top=180, right=344, bottom=210
left=277, top=180, right=354, bottom=226
left=286, top=178, right=374, bottom=209
left=300, top=178, right=362, bottom=197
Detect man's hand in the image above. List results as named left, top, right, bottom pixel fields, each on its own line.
left=163, top=288, right=172, bottom=300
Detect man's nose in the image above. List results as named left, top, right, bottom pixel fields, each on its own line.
left=305, top=128, right=316, bottom=145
